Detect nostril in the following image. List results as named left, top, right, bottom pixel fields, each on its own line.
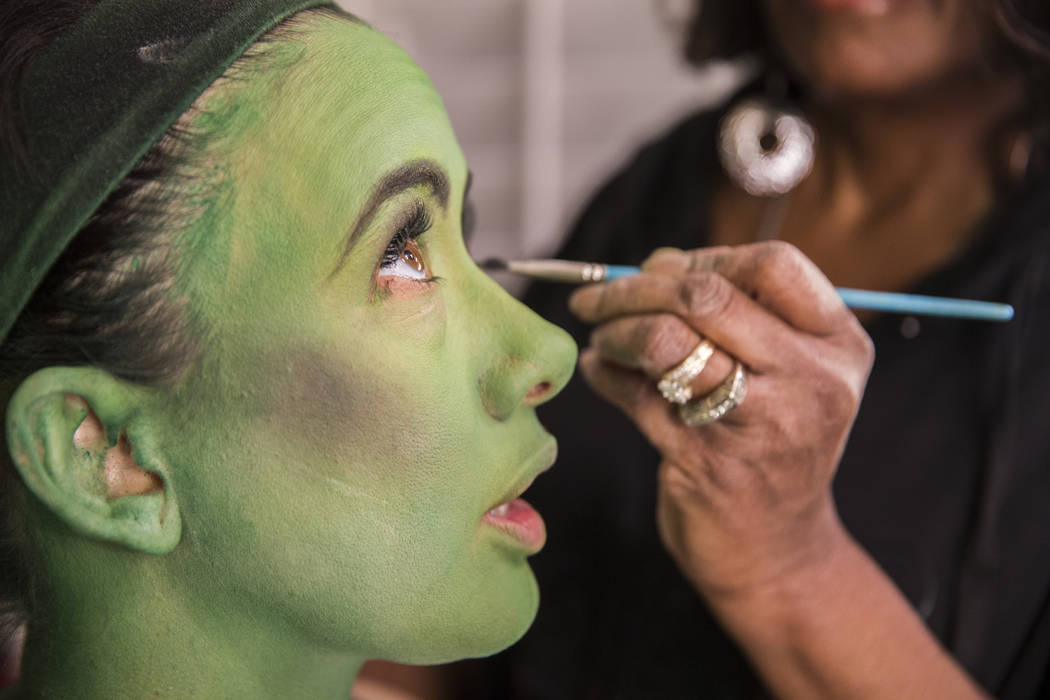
left=525, top=381, right=552, bottom=404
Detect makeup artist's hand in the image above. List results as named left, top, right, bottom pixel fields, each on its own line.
left=567, top=243, right=989, bottom=699
left=567, top=242, right=874, bottom=603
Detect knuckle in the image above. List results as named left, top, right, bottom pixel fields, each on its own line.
left=855, top=331, right=876, bottom=371
left=637, top=316, right=686, bottom=368
left=755, top=240, right=806, bottom=282
left=838, top=321, right=876, bottom=373
left=688, top=245, right=734, bottom=273
left=657, top=459, right=703, bottom=498
left=814, top=370, right=861, bottom=424
left=766, top=239, right=803, bottom=262
left=678, top=272, right=733, bottom=320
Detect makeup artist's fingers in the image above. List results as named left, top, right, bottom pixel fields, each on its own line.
left=569, top=271, right=805, bottom=373
left=576, top=348, right=756, bottom=452
left=572, top=247, right=877, bottom=605
left=642, top=242, right=855, bottom=337
left=643, top=246, right=732, bottom=275
left=588, top=314, right=736, bottom=400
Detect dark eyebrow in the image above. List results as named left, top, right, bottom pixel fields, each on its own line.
left=330, top=159, right=450, bottom=276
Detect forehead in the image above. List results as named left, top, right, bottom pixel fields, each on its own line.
left=200, top=17, right=467, bottom=290
left=258, top=17, right=466, bottom=181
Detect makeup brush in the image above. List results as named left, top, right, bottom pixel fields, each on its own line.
left=479, top=258, right=1014, bottom=322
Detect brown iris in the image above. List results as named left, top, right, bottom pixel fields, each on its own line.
left=401, top=239, right=426, bottom=274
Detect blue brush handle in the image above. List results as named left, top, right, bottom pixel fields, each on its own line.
left=835, top=288, right=1013, bottom=321
left=604, top=265, right=641, bottom=280
left=601, top=266, right=1013, bottom=322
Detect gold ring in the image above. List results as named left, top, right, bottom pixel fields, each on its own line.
left=657, top=339, right=715, bottom=405
left=678, top=361, right=748, bottom=426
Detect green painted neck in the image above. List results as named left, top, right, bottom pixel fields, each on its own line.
left=15, top=640, right=363, bottom=700
left=8, top=501, right=363, bottom=700
left=13, top=579, right=364, bottom=699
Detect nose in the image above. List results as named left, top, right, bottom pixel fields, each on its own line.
left=475, top=280, right=577, bottom=422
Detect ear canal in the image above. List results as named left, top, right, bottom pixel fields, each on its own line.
left=5, top=368, right=181, bottom=555
left=74, top=405, right=164, bottom=500
left=104, top=432, right=164, bottom=499
left=68, top=398, right=163, bottom=500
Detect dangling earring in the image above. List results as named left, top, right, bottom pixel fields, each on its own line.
left=718, top=72, right=816, bottom=197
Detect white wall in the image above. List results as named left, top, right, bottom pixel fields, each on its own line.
left=337, top=1, right=742, bottom=272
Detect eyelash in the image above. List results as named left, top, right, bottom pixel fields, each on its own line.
left=381, top=200, right=432, bottom=268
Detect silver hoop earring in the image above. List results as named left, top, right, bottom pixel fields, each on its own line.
left=718, top=98, right=816, bottom=197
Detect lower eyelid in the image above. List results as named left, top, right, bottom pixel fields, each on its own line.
left=376, top=274, right=440, bottom=298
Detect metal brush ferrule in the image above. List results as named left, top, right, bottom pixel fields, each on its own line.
left=504, top=260, right=609, bottom=284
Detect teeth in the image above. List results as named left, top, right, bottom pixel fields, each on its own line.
left=488, top=503, right=511, bottom=518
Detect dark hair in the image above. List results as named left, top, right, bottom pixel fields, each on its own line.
left=0, top=0, right=355, bottom=660
left=682, top=0, right=1050, bottom=170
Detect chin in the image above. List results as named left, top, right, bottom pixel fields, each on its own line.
left=380, top=560, right=540, bottom=664
left=785, top=39, right=953, bottom=98
left=763, top=0, right=986, bottom=100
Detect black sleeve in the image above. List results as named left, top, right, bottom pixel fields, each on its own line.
left=950, top=187, right=1050, bottom=697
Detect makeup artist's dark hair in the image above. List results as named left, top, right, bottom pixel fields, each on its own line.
left=682, top=0, right=1050, bottom=172
left=0, top=0, right=357, bottom=660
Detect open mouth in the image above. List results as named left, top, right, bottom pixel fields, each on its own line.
left=483, top=492, right=545, bottom=553
left=481, top=442, right=556, bottom=554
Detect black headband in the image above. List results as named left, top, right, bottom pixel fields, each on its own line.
left=0, top=0, right=334, bottom=343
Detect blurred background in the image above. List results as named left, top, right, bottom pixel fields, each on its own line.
left=338, top=0, right=745, bottom=289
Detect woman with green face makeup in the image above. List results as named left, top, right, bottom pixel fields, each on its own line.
left=0, top=2, right=576, bottom=697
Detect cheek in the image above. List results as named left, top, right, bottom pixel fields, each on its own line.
left=252, top=346, right=486, bottom=548
left=262, top=348, right=394, bottom=458
left=254, top=350, right=495, bottom=632
left=160, top=344, right=495, bottom=650
left=261, top=339, right=445, bottom=450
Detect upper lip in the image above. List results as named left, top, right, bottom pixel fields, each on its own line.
left=485, top=436, right=558, bottom=513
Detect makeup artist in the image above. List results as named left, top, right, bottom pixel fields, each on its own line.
left=478, top=1, right=1050, bottom=698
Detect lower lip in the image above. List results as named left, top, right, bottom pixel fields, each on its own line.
left=482, top=498, right=546, bottom=554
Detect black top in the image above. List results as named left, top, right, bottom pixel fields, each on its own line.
left=482, top=108, right=1050, bottom=699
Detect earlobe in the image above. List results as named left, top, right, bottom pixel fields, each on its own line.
left=5, top=367, right=182, bottom=555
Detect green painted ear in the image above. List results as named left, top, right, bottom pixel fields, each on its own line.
left=4, top=367, right=181, bottom=554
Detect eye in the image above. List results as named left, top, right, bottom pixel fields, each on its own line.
left=385, top=239, right=428, bottom=280
left=379, top=202, right=432, bottom=281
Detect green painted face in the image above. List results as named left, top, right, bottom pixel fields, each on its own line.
left=145, top=17, right=577, bottom=663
